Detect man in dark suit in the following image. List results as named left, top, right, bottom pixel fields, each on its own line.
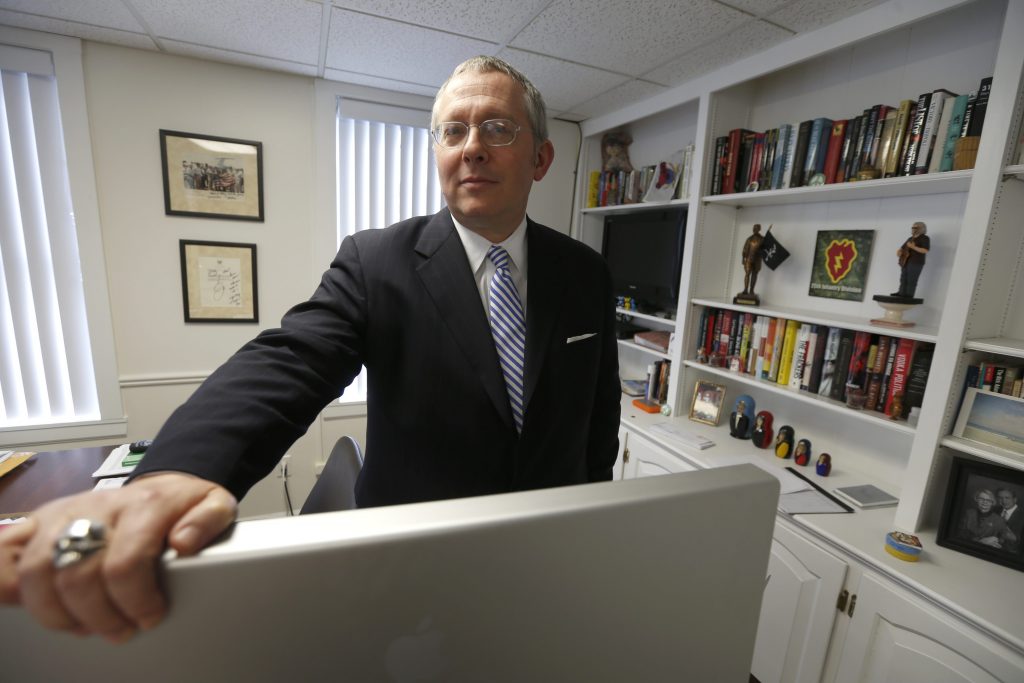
left=2, top=56, right=620, bottom=642
left=996, top=488, right=1023, bottom=554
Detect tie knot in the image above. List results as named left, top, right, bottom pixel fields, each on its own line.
left=488, top=245, right=510, bottom=270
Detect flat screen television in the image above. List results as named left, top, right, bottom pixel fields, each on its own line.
left=602, top=207, right=687, bottom=314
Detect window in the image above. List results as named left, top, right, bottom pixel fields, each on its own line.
left=333, top=97, right=445, bottom=402
left=0, top=29, right=122, bottom=444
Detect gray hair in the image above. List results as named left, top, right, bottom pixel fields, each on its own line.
left=432, top=55, right=548, bottom=144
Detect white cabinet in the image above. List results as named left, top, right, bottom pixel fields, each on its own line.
left=618, top=428, right=696, bottom=480
left=834, top=572, right=1024, bottom=683
left=752, top=521, right=847, bottom=683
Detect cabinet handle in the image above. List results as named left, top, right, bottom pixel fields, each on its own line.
left=848, top=594, right=857, bottom=617
left=623, top=447, right=630, bottom=463
left=836, top=589, right=849, bottom=612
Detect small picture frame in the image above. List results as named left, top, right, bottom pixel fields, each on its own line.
left=953, top=388, right=1024, bottom=456
left=937, top=457, right=1024, bottom=572
left=160, top=130, right=264, bottom=221
left=689, top=380, right=726, bottom=426
left=179, top=240, right=259, bottom=323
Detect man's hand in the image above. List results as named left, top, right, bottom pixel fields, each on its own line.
left=0, top=473, right=236, bottom=643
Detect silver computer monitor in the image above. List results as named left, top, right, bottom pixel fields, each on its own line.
left=1, top=464, right=778, bottom=682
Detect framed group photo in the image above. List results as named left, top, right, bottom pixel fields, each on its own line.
left=160, top=130, right=264, bottom=221
left=689, top=380, right=726, bottom=426
left=937, top=457, right=1024, bottom=572
left=179, top=240, right=259, bottom=323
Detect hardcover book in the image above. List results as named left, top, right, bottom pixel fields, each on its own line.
left=884, top=337, right=917, bottom=417
left=939, top=94, right=970, bottom=172
left=789, top=323, right=812, bottom=390
left=776, top=319, right=801, bottom=386
left=829, top=329, right=857, bottom=402
left=901, top=91, right=932, bottom=175
left=816, top=327, right=841, bottom=397
left=967, top=76, right=993, bottom=136
left=823, top=120, right=848, bottom=184
left=634, top=330, right=671, bottom=354
left=845, top=331, right=873, bottom=391
left=884, top=99, right=916, bottom=177
left=902, top=342, right=934, bottom=417
left=917, top=89, right=956, bottom=173
left=803, top=117, right=834, bottom=183
left=833, top=484, right=898, bottom=508
left=789, top=120, right=813, bottom=187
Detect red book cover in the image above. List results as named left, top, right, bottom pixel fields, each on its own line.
left=823, top=119, right=848, bottom=184
left=746, top=133, right=765, bottom=191
left=703, top=309, right=717, bottom=358
left=884, top=338, right=917, bottom=415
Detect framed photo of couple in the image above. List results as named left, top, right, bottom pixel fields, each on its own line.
left=936, top=457, right=1024, bottom=573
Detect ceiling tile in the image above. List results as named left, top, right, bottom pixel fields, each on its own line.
left=0, top=9, right=156, bottom=50
left=571, top=78, right=668, bottom=119
left=717, top=0, right=790, bottom=17
left=511, top=0, right=749, bottom=76
left=644, top=19, right=791, bottom=87
left=160, top=40, right=318, bottom=77
left=330, top=0, right=546, bottom=44
left=496, top=48, right=630, bottom=112
left=131, top=0, right=322, bottom=65
left=0, top=0, right=141, bottom=31
left=326, top=8, right=497, bottom=86
left=768, top=0, right=885, bottom=33
left=322, top=67, right=440, bottom=98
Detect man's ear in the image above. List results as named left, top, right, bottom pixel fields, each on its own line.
left=533, top=139, right=555, bottom=181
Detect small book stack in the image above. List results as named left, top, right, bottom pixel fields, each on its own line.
left=633, top=330, right=672, bottom=354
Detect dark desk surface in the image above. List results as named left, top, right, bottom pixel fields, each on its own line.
left=0, top=446, right=115, bottom=517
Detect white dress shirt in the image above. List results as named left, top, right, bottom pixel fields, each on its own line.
left=451, top=213, right=528, bottom=320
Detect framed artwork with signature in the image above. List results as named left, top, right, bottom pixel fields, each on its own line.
left=179, top=240, right=258, bottom=323
left=160, top=130, right=264, bottom=221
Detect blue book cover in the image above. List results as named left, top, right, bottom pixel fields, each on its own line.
left=939, top=94, right=970, bottom=172
left=771, top=124, right=792, bottom=189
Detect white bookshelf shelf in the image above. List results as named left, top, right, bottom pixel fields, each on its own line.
left=616, top=308, right=677, bottom=326
left=940, top=435, right=1024, bottom=472
left=683, top=360, right=917, bottom=435
left=701, top=170, right=972, bottom=208
left=964, top=337, right=1024, bottom=358
left=618, top=339, right=671, bottom=360
left=690, top=297, right=939, bottom=343
left=581, top=198, right=688, bottom=215
left=1003, top=163, right=1024, bottom=180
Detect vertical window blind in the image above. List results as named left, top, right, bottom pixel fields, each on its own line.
left=334, top=100, right=445, bottom=401
left=0, top=44, right=99, bottom=427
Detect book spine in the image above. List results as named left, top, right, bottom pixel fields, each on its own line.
left=859, top=105, right=881, bottom=169
left=967, top=76, right=993, bottom=136
left=790, top=120, right=813, bottom=187
left=738, top=313, right=754, bottom=371
left=803, top=118, right=832, bottom=181
left=761, top=317, right=778, bottom=378
left=805, top=325, right=829, bottom=394
left=800, top=325, right=821, bottom=391
left=884, top=100, right=915, bottom=178
left=918, top=90, right=954, bottom=173
left=939, top=94, right=970, bottom=172
left=776, top=320, right=801, bottom=386
left=830, top=329, right=856, bottom=401
left=902, top=92, right=931, bottom=175
left=877, top=336, right=899, bottom=411
left=927, top=99, right=954, bottom=173
left=960, top=90, right=978, bottom=137
left=769, top=317, right=787, bottom=382
left=723, top=129, right=744, bottom=194
left=864, top=336, right=888, bottom=411
left=885, top=338, right=917, bottom=415
left=817, top=327, right=841, bottom=397
left=771, top=125, right=791, bottom=189
left=846, top=331, right=872, bottom=390
left=789, top=323, right=811, bottom=390
left=823, top=120, right=848, bottom=184
left=868, top=104, right=892, bottom=168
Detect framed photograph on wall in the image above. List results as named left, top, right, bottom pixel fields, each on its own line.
left=937, top=457, right=1024, bottom=572
left=953, top=388, right=1024, bottom=456
left=160, top=130, right=264, bottom=221
left=179, top=240, right=258, bottom=323
left=689, top=380, right=726, bottom=426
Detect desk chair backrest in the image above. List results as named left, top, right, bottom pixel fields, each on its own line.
left=299, top=436, right=363, bottom=514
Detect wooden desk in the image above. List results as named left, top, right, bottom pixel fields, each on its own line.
left=0, top=446, right=115, bottom=517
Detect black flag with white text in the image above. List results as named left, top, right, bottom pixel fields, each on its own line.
left=760, top=227, right=790, bottom=270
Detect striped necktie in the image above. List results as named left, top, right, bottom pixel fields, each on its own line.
left=487, top=245, right=525, bottom=433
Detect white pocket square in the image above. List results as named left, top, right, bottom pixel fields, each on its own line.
left=566, top=333, right=597, bottom=344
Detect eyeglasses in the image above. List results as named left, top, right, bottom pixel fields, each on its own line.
left=431, top=119, right=522, bottom=148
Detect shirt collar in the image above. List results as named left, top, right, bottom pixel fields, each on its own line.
left=451, top=212, right=528, bottom=275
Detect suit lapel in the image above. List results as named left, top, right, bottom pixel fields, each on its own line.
left=523, top=221, right=567, bottom=413
left=414, top=212, right=514, bottom=429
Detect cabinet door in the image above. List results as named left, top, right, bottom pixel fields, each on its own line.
left=620, top=430, right=696, bottom=479
left=834, top=572, right=1024, bottom=683
left=752, top=521, right=847, bottom=683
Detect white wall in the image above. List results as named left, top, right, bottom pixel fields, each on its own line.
left=47, top=42, right=577, bottom=518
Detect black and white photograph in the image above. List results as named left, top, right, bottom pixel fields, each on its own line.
left=937, top=457, right=1024, bottom=572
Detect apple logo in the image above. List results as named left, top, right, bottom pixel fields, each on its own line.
left=384, top=616, right=447, bottom=681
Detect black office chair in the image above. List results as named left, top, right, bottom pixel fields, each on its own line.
left=299, top=436, right=364, bottom=514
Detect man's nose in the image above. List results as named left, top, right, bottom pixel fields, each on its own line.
left=462, top=126, right=488, bottom=161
